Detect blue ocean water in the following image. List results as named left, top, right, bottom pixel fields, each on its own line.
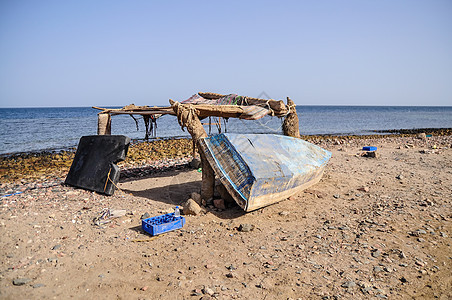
left=0, top=106, right=451, bottom=155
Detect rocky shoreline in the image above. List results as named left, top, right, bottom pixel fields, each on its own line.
left=1, top=128, right=451, bottom=186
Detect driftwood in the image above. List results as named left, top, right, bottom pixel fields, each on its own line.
left=282, top=97, right=300, bottom=138
left=93, top=105, right=175, bottom=116
left=198, top=92, right=286, bottom=115
left=97, top=113, right=111, bottom=135
left=169, top=100, right=215, bottom=201
left=93, top=97, right=290, bottom=119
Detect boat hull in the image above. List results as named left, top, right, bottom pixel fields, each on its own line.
left=199, top=133, right=331, bottom=211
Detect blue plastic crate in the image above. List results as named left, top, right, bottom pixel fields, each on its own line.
left=362, top=146, right=377, bottom=151
left=142, top=213, right=185, bottom=236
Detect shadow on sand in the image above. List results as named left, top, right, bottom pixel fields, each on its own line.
left=120, top=167, right=246, bottom=220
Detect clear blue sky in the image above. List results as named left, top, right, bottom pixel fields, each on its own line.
left=0, top=0, right=451, bottom=107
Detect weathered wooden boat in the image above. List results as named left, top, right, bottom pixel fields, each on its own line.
left=199, top=133, right=332, bottom=211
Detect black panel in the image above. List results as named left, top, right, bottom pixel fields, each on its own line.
left=65, top=135, right=130, bottom=195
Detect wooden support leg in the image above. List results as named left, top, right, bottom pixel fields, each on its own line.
left=98, top=113, right=111, bottom=135
left=282, top=97, right=300, bottom=138
left=192, top=138, right=198, bottom=158
left=200, top=150, right=215, bottom=202
left=169, top=99, right=214, bottom=202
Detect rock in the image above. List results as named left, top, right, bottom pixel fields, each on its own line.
left=415, top=260, right=425, bottom=267
left=51, top=244, right=62, bottom=250
left=409, top=229, right=427, bottom=237
left=341, top=281, right=356, bottom=288
left=32, top=283, right=45, bottom=288
left=140, top=286, right=148, bottom=291
left=13, top=278, right=32, bottom=286
left=396, top=174, right=404, bottom=180
left=183, top=199, right=202, bottom=216
left=371, top=249, right=381, bottom=258
left=357, top=187, right=369, bottom=192
left=189, top=158, right=201, bottom=169
left=364, top=151, right=379, bottom=158
left=141, top=212, right=150, bottom=220
left=238, top=224, right=254, bottom=232
left=215, top=183, right=235, bottom=203
left=213, top=199, right=226, bottom=210
left=384, top=266, right=393, bottom=273
left=202, top=287, right=215, bottom=295
left=440, top=232, right=448, bottom=238
left=190, top=192, right=202, bottom=205
left=279, top=211, right=289, bottom=216
left=109, top=209, right=126, bottom=218
left=226, top=272, right=235, bottom=278
left=399, top=277, right=408, bottom=283
left=417, top=133, right=427, bottom=140
left=333, top=194, right=341, bottom=199
left=373, top=266, right=383, bottom=273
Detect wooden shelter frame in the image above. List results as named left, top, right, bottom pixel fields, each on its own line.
left=93, top=92, right=300, bottom=202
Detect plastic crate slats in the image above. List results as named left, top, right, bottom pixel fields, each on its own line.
left=141, top=212, right=185, bottom=236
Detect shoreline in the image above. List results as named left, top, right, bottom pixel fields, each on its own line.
left=1, top=131, right=451, bottom=196
left=1, top=127, right=451, bottom=158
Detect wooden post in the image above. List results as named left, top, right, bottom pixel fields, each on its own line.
left=98, top=113, right=111, bottom=135
left=169, top=100, right=215, bottom=202
left=282, top=97, right=300, bottom=138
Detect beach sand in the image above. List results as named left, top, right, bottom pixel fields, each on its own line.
left=0, top=134, right=451, bottom=299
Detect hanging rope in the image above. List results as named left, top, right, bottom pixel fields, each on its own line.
left=130, top=115, right=139, bottom=131
left=143, top=115, right=154, bottom=140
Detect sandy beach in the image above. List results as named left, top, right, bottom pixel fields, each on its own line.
left=0, top=133, right=451, bottom=299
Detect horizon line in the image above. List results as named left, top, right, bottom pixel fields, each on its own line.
left=1, top=104, right=452, bottom=109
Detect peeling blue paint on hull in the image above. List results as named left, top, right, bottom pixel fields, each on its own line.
left=200, top=133, right=332, bottom=212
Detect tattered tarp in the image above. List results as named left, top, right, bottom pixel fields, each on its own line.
left=181, top=94, right=270, bottom=120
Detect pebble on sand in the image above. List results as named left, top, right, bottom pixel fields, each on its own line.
left=13, top=278, right=32, bottom=286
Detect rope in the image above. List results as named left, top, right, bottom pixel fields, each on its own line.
left=238, top=115, right=284, bottom=134
left=265, top=100, right=275, bottom=116
left=104, top=167, right=123, bottom=193
left=103, top=168, right=111, bottom=192
left=283, top=104, right=296, bottom=117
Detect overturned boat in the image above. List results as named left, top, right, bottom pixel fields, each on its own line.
left=200, top=133, right=331, bottom=211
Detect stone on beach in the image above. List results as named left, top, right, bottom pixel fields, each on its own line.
left=190, top=192, right=202, bottom=205
left=13, top=278, right=32, bottom=286
left=183, top=199, right=203, bottom=215
left=213, top=199, right=226, bottom=210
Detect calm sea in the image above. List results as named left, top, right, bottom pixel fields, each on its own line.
left=1, top=106, right=451, bottom=155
